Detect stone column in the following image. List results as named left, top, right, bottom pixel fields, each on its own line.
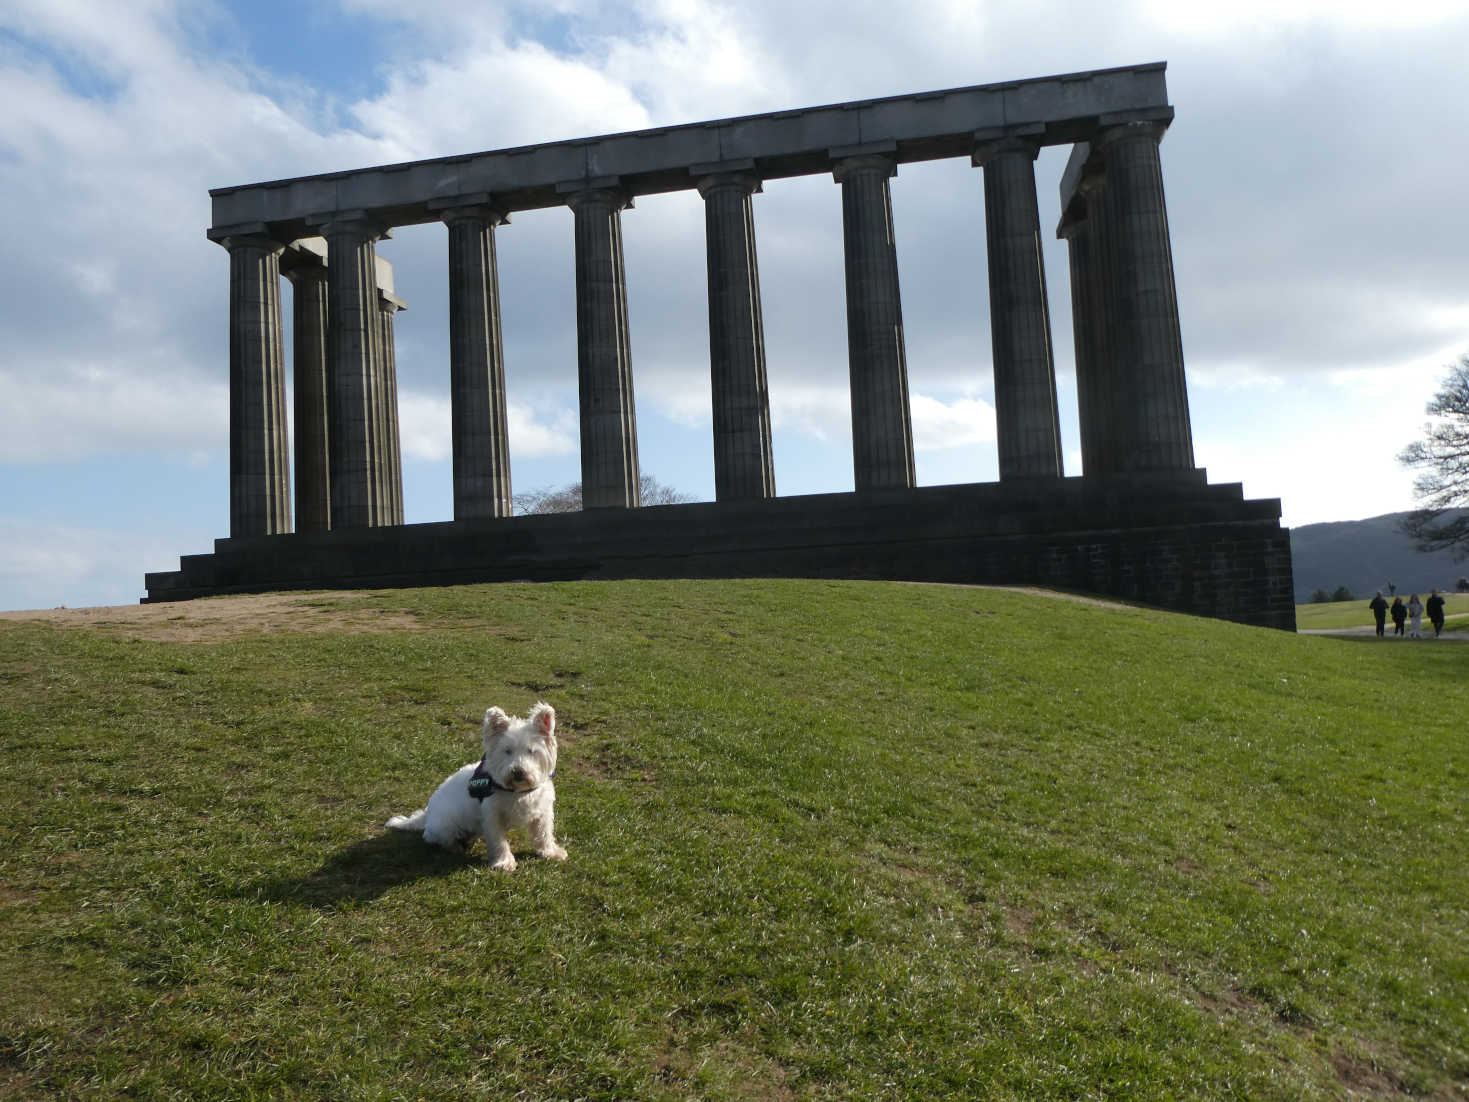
left=975, top=137, right=1062, bottom=480
left=696, top=169, right=775, bottom=501
left=563, top=184, right=640, bottom=509
left=833, top=152, right=915, bottom=492
left=1094, top=121, right=1194, bottom=471
left=1058, top=203, right=1104, bottom=478
left=220, top=231, right=292, bottom=538
left=377, top=286, right=406, bottom=525
left=1058, top=161, right=1126, bottom=478
left=281, top=245, right=330, bottom=533
left=315, top=214, right=389, bottom=528
left=439, top=202, right=513, bottom=519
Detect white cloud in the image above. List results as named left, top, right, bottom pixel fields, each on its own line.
left=769, top=381, right=849, bottom=441
left=395, top=391, right=452, bottom=461
left=1140, top=0, right=1467, bottom=33
left=1188, top=362, right=1287, bottom=393
left=0, top=518, right=95, bottom=588
left=508, top=401, right=579, bottom=458
left=397, top=390, right=577, bottom=462
left=910, top=393, right=997, bottom=451
left=1199, top=428, right=1419, bottom=530
left=347, top=39, right=651, bottom=160
left=0, top=1, right=405, bottom=471
left=645, top=382, right=712, bottom=429
left=0, top=365, right=226, bottom=464
left=0, top=515, right=174, bottom=610
left=596, top=0, right=781, bottom=122
left=1326, top=353, right=1460, bottom=404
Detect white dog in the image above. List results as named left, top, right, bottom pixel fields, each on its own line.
left=386, top=701, right=566, bottom=871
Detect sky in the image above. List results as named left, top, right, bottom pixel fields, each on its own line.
left=2, top=0, right=1467, bottom=611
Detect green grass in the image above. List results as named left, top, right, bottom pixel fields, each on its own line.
left=1295, top=591, right=1469, bottom=632
left=2, top=579, right=1466, bottom=1099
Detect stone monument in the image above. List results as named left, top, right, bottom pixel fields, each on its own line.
left=145, top=62, right=1295, bottom=630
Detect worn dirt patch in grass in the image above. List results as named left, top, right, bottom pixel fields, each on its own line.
left=0, top=591, right=427, bottom=642
left=3, top=583, right=1133, bottom=645
left=897, top=581, right=1139, bottom=611
left=1328, top=1048, right=1418, bottom=1098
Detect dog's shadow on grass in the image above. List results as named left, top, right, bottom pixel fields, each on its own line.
left=243, top=831, right=473, bottom=909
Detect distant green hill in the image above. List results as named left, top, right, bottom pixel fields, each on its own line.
left=1289, top=509, right=1468, bottom=602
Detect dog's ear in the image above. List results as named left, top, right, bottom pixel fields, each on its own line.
left=483, top=706, right=511, bottom=739
left=529, top=701, right=556, bottom=742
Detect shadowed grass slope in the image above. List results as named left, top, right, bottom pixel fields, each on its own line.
left=1, top=580, right=1465, bottom=1099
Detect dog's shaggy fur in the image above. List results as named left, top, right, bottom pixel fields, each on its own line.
left=386, top=701, right=566, bottom=871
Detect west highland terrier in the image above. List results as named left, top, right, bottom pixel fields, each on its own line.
left=386, top=701, right=566, bottom=871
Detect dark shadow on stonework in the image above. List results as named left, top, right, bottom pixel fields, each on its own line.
left=242, top=830, right=471, bottom=909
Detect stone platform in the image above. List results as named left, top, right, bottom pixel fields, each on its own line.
left=144, top=471, right=1295, bottom=630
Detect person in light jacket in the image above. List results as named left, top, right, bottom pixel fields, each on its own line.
left=1408, top=593, right=1424, bottom=638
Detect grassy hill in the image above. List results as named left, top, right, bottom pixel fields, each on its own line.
left=1290, top=509, right=1469, bottom=603
left=2, top=580, right=1465, bottom=1100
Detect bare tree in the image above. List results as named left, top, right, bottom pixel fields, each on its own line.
left=1398, top=354, right=1469, bottom=557
left=512, top=475, right=694, bottom=515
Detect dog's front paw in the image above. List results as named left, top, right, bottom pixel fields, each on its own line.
left=486, top=851, right=517, bottom=871
left=540, top=843, right=568, bottom=862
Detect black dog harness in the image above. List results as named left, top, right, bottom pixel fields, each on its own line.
left=467, top=758, right=553, bottom=801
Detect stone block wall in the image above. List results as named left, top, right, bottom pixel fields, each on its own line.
left=145, top=475, right=1296, bottom=631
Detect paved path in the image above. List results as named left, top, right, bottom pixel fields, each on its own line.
left=1299, top=629, right=1467, bottom=640
left=1299, top=611, right=1469, bottom=641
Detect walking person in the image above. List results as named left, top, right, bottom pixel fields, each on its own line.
left=1390, top=596, right=1407, bottom=637
left=1426, top=590, right=1446, bottom=638
left=1370, top=591, right=1389, bottom=637
left=1408, top=594, right=1424, bottom=638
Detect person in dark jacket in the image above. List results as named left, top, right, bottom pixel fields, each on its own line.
left=1426, top=590, right=1447, bottom=637
left=1369, top=591, right=1389, bottom=636
left=1390, top=596, right=1407, bottom=636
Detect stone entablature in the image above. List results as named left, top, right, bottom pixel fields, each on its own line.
left=209, top=63, right=1171, bottom=238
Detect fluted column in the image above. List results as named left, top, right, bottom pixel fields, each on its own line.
left=221, top=232, right=292, bottom=537
left=975, top=138, right=1062, bottom=479
left=565, top=185, right=640, bottom=509
left=316, top=214, right=388, bottom=528
left=440, top=203, right=513, bottom=519
left=697, top=170, right=775, bottom=501
left=833, top=153, right=915, bottom=492
left=1058, top=203, right=1102, bottom=477
left=1094, top=121, right=1194, bottom=471
left=281, top=248, right=330, bottom=532
left=1058, top=161, right=1127, bottom=477
left=377, top=287, right=406, bottom=525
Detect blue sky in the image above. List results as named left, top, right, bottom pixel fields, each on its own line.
left=2, top=0, right=1467, bottom=610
